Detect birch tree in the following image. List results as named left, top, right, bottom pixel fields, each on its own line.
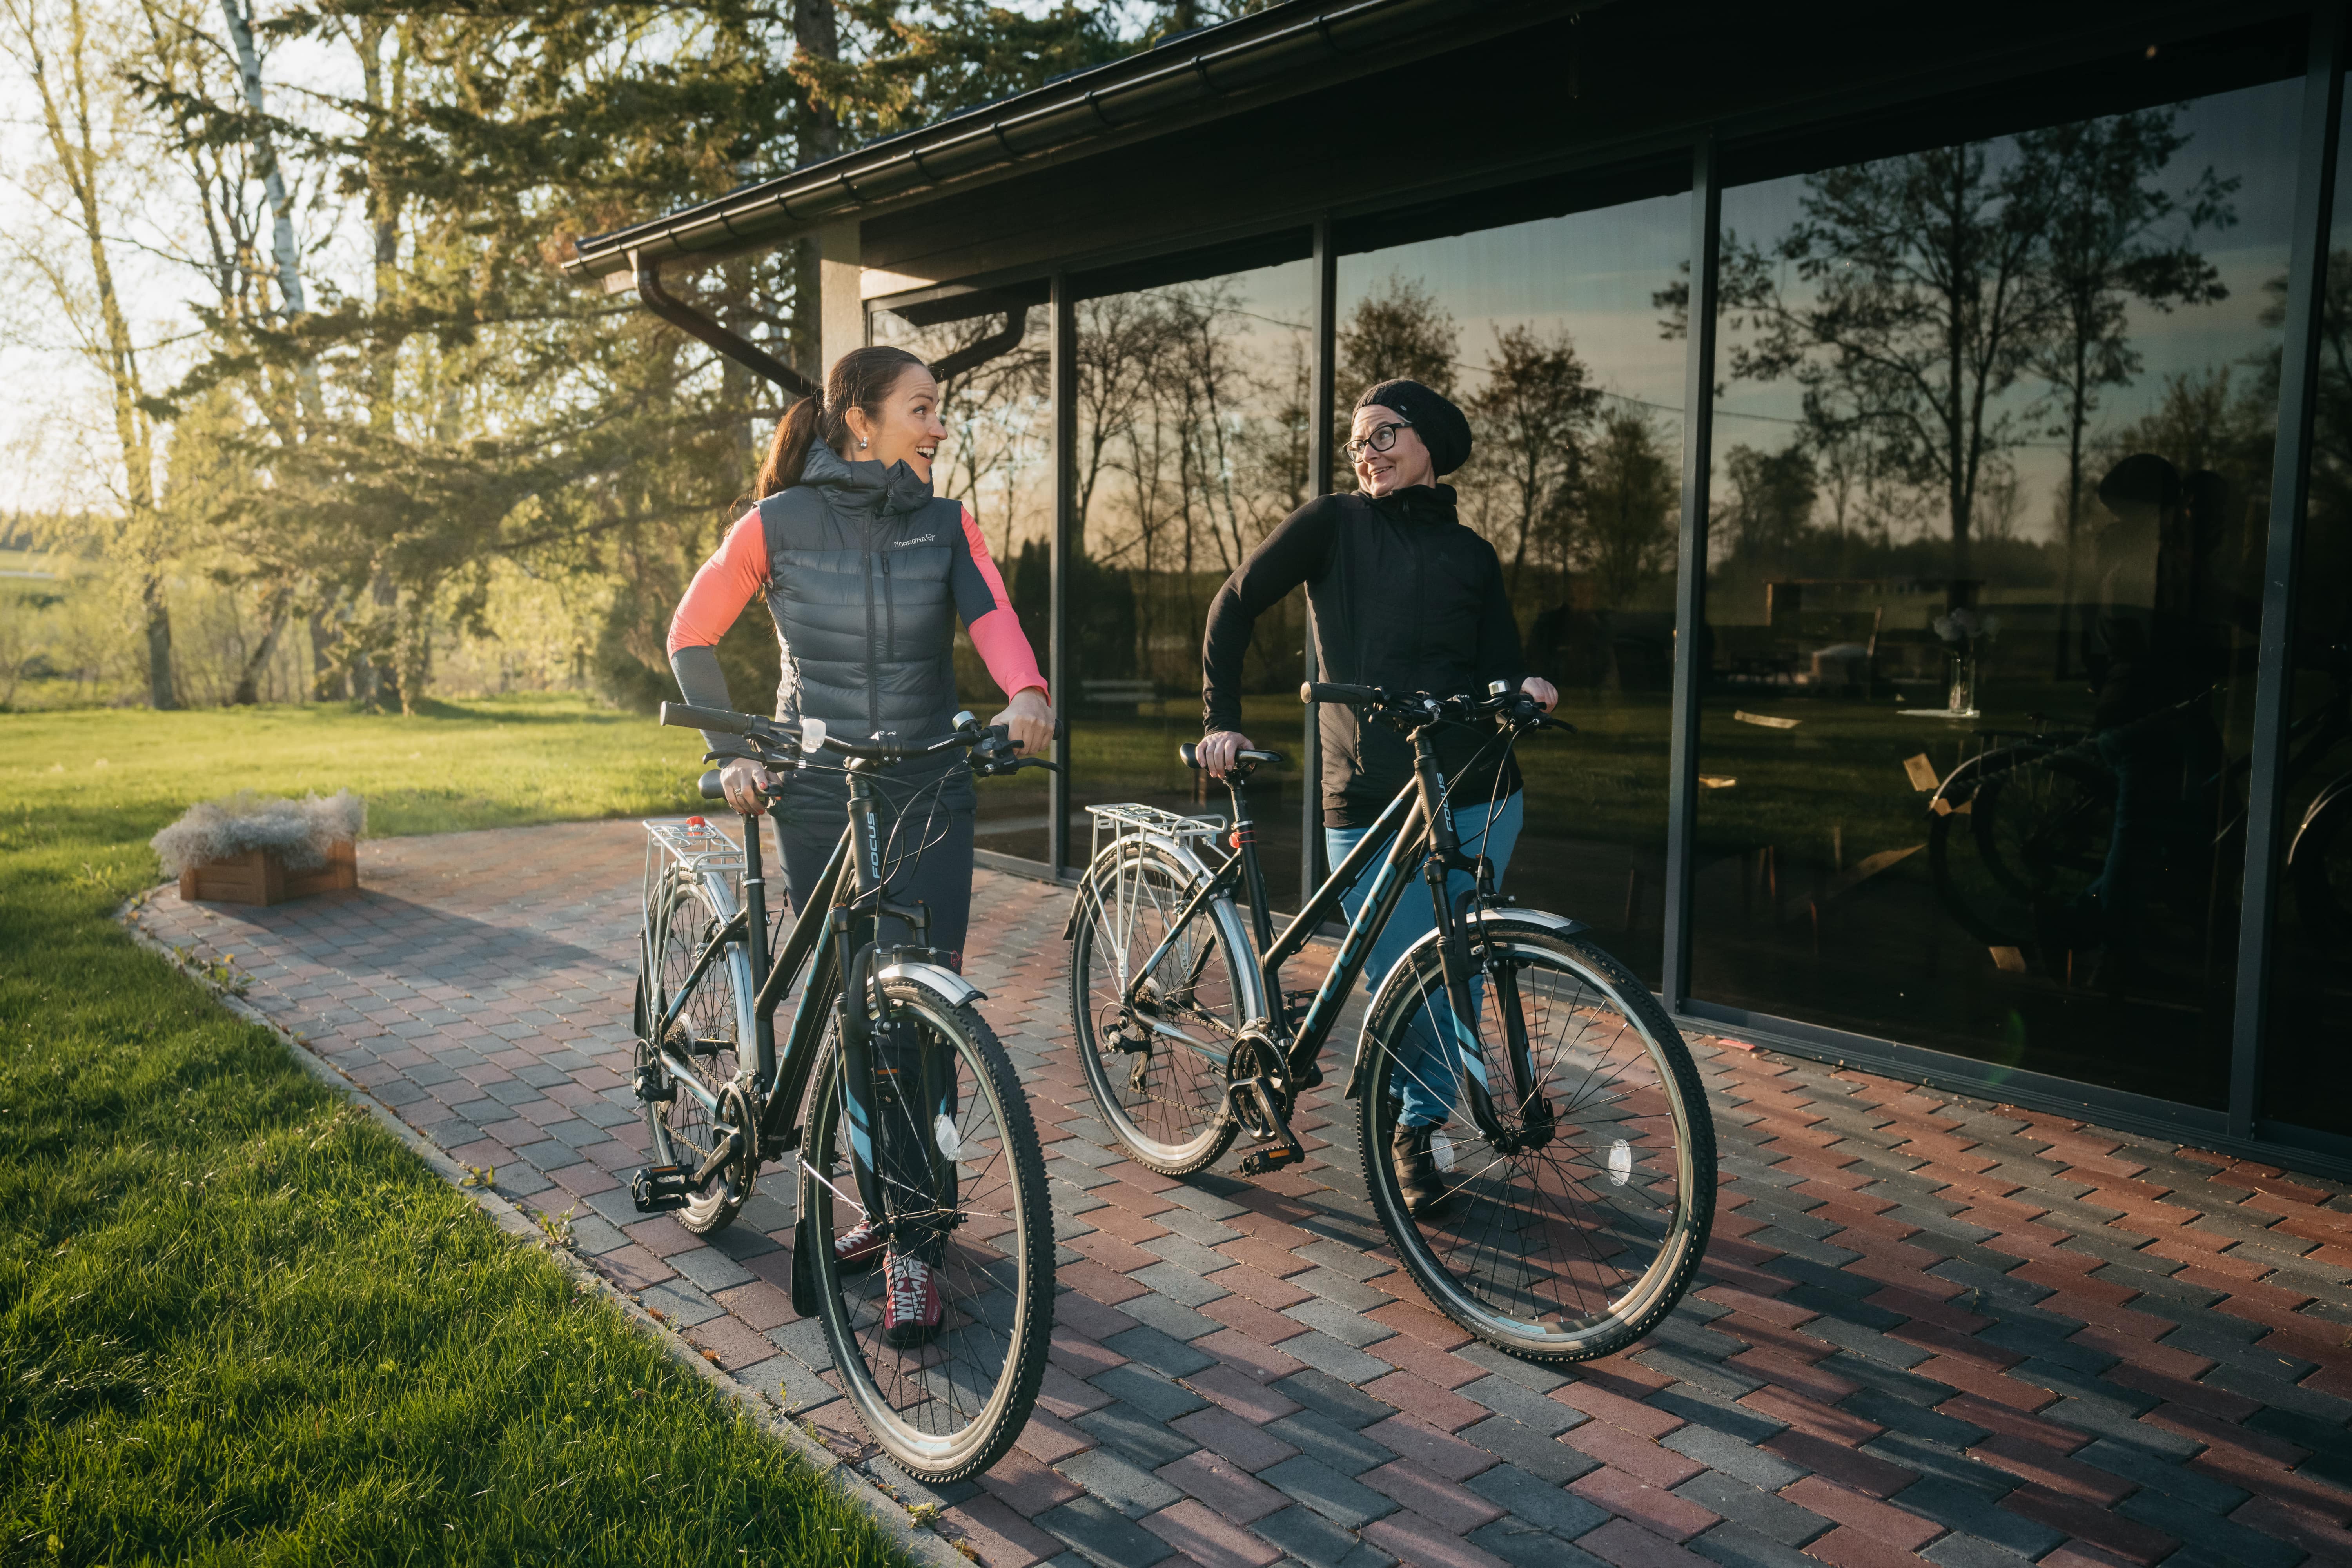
left=2, top=0, right=176, bottom=706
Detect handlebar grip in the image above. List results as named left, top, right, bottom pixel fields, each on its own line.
left=699, top=769, right=726, bottom=800
left=1179, top=742, right=1200, bottom=769
left=1238, top=748, right=1288, bottom=767
left=660, top=700, right=757, bottom=737
left=1301, top=681, right=1381, bottom=706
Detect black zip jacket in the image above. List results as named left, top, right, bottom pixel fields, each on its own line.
left=1202, top=485, right=1525, bottom=828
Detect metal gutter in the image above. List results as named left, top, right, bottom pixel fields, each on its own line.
left=564, top=0, right=1583, bottom=283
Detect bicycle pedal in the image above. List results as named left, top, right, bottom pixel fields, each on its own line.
left=630, top=1164, right=695, bottom=1213
left=1237, top=1141, right=1306, bottom=1178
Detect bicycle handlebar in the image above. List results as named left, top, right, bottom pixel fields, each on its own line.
left=1179, top=742, right=1289, bottom=770
left=663, top=700, right=761, bottom=737
left=662, top=702, right=1060, bottom=782
left=1297, top=680, right=1570, bottom=734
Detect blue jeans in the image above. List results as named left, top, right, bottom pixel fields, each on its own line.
left=1325, top=791, right=1523, bottom=1129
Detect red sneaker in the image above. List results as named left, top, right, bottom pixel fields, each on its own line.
left=835, top=1217, right=884, bottom=1276
left=882, top=1254, right=941, bottom=1348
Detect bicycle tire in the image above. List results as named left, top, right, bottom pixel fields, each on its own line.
left=643, top=875, right=754, bottom=1235
left=2292, top=781, right=2352, bottom=940
left=1929, top=748, right=2111, bottom=947
left=1356, top=919, right=1714, bottom=1363
left=1068, top=838, right=1261, bottom=1177
left=802, top=976, right=1053, bottom=1483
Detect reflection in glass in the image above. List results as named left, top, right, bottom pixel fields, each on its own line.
left=2262, top=87, right=2352, bottom=1138
left=1690, top=80, right=2299, bottom=1107
left=870, top=301, right=1053, bottom=864
left=1069, top=262, right=1317, bottom=906
left=1335, top=193, right=1690, bottom=983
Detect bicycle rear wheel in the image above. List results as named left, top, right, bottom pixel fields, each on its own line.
left=1931, top=748, right=2111, bottom=947
left=1069, top=838, right=1258, bottom=1176
left=802, top=974, right=1052, bottom=1483
left=1357, top=919, right=1713, bottom=1362
left=644, top=876, right=753, bottom=1234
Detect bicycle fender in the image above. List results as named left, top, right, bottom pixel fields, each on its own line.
left=1060, top=831, right=1224, bottom=940
left=876, top=959, right=987, bottom=1009
left=2294, top=771, right=2352, bottom=856
left=1341, top=909, right=1588, bottom=1102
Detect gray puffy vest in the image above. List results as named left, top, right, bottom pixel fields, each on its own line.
left=759, top=439, right=967, bottom=757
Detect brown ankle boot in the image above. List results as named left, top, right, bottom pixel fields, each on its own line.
left=1390, top=1123, right=1455, bottom=1220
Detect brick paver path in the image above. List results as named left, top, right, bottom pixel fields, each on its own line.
left=133, top=820, right=2352, bottom=1568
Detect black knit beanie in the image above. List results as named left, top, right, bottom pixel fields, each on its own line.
left=1355, top=378, right=1472, bottom=477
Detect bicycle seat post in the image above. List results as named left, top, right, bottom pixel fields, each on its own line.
left=1228, top=767, right=1276, bottom=954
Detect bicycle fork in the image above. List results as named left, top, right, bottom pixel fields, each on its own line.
left=1412, top=751, right=1548, bottom=1154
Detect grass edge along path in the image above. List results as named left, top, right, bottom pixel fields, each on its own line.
left=0, top=697, right=920, bottom=1566
left=121, top=905, right=970, bottom=1568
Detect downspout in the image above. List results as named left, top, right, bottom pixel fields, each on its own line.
left=634, top=252, right=817, bottom=396
left=632, top=254, right=1029, bottom=392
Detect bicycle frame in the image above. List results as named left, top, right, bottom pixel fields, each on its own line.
left=647, top=763, right=940, bottom=1167
left=1118, top=723, right=1519, bottom=1144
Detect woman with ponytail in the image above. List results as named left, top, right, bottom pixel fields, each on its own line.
left=667, top=346, right=1052, bottom=1339
left=669, top=344, right=1052, bottom=954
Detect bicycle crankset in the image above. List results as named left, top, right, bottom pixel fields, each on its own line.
left=1226, top=1029, right=1306, bottom=1177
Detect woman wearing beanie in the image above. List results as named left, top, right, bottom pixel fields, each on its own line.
left=667, top=344, right=1052, bottom=1341
left=1197, top=378, right=1556, bottom=1219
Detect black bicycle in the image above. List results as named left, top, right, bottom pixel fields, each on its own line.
left=1929, top=655, right=2352, bottom=953
left=1065, top=680, right=1716, bottom=1363
left=631, top=700, right=1055, bottom=1482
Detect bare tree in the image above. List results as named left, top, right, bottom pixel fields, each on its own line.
left=1581, top=408, right=1678, bottom=609
left=3, top=0, right=175, bottom=706
left=1730, top=142, right=2058, bottom=581
left=2016, top=110, right=2232, bottom=674
left=1466, top=323, right=1602, bottom=596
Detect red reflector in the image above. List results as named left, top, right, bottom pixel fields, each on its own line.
left=686, top=816, right=706, bottom=827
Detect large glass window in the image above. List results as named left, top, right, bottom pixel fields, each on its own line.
left=1692, top=78, right=2302, bottom=1107
left=1335, top=191, right=1690, bottom=983
left=2261, top=86, right=2352, bottom=1137
left=1067, top=256, right=1317, bottom=906
left=871, top=294, right=1053, bottom=864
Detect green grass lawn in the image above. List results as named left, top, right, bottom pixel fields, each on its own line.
left=0, top=694, right=909, bottom=1566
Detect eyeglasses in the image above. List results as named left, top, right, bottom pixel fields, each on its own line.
left=1343, top=419, right=1412, bottom=460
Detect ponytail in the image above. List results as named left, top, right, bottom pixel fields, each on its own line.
left=753, top=345, right=929, bottom=498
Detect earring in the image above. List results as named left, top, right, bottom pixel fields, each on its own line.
left=860, top=438, right=869, bottom=448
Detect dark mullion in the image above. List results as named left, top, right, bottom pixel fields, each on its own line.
left=1050, top=270, right=1076, bottom=875
left=1660, top=134, right=1721, bottom=1011
left=2228, top=9, right=2346, bottom=1139
left=1305, top=216, right=1338, bottom=900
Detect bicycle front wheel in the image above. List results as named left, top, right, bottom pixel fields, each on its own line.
left=802, top=974, right=1053, bottom=1483
left=645, top=875, right=754, bottom=1234
left=1358, top=919, right=1714, bottom=1363
left=1069, top=837, right=1259, bottom=1176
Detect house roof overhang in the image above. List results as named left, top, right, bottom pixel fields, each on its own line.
left=562, top=0, right=1585, bottom=286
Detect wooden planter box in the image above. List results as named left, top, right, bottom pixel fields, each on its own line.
left=178, top=839, right=359, bottom=906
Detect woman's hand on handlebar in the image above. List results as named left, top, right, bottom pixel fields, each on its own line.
left=719, top=756, right=780, bottom=815
left=1196, top=730, right=1254, bottom=779
left=991, top=686, right=1054, bottom=757
left=1520, top=676, right=1559, bottom=712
